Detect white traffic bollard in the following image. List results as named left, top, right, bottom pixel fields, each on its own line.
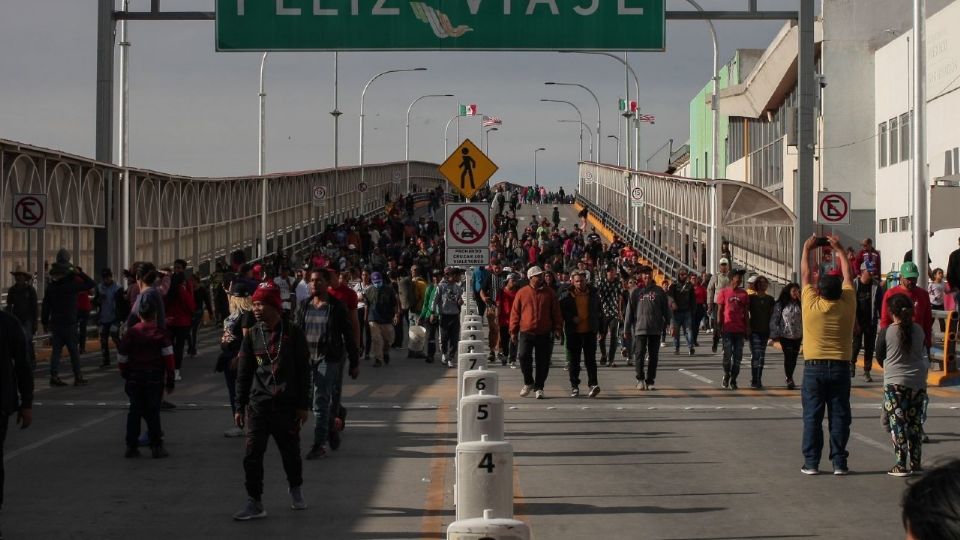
left=447, top=509, right=531, bottom=540
left=458, top=391, right=504, bottom=444
left=457, top=352, right=488, bottom=402
left=461, top=368, right=499, bottom=399
left=455, top=435, right=514, bottom=521
left=458, top=339, right=487, bottom=356
left=461, top=328, right=487, bottom=342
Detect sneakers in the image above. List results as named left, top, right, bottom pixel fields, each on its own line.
left=151, top=445, right=170, bottom=459
left=609, top=361, right=617, bottom=368
left=863, top=372, right=873, bottom=383
left=587, top=385, right=601, bottom=398
left=50, top=376, right=67, bottom=387
left=800, top=466, right=820, bottom=475
left=711, top=343, right=718, bottom=353
left=305, top=445, right=327, bottom=460
left=689, top=348, right=695, bottom=356
left=535, top=390, right=545, bottom=400
left=599, top=357, right=608, bottom=367
left=570, top=386, right=580, bottom=397
left=674, top=347, right=680, bottom=355
left=289, top=486, right=308, bottom=510
left=174, top=369, right=182, bottom=381
left=636, top=381, right=648, bottom=391
left=224, top=427, right=244, bottom=438
left=73, top=375, right=88, bottom=387
left=509, top=361, right=518, bottom=369
left=833, top=466, right=849, bottom=476
left=786, top=378, right=796, bottom=390
left=124, top=446, right=140, bottom=458
left=721, top=375, right=730, bottom=389
left=730, top=381, right=738, bottom=390
left=520, top=385, right=532, bottom=397
left=233, top=497, right=267, bottom=521
left=887, top=465, right=911, bottom=477
left=646, top=383, right=656, bottom=391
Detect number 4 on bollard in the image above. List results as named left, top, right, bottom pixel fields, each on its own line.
left=479, top=453, right=495, bottom=473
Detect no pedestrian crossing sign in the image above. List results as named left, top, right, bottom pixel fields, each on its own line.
left=439, top=139, right=498, bottom=200
left=445, top=202, right=490, bottom=266
left=215, top=0, right=666, bottom=52
left=817, top=191, right=850, bottom=225
left=12, top=193, right=47, bottom=229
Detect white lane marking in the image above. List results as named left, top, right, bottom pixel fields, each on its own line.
left=678, top=369, right=714, bottom=385
left=5, top=410, right=123, bottom=462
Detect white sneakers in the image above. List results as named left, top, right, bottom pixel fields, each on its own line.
left=520, top=385, right=532, bottom=397
left=174, top=369, right=182, bottom=381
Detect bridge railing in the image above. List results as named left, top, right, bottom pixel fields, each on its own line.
left=577, top=162, right=796, bottom=285
left=0, top=138, right=445, bottom=296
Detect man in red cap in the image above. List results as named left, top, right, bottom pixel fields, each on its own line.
left=233, top=282, right=311, bottom=520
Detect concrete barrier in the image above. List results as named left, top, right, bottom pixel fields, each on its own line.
left=461, top=368, right=499, bottom=399
left=459, top=391, right=504, bottom=444
left=457, top=352, right=488, bottom=402
left=455, top=435, right=514, bottom=521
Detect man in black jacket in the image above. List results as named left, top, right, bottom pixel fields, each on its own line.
left=559, top=270, right=601, bottom=398
left=293, top=269, right=359, bottom=460
left=667, top=269, right=696, bottom=356
left=0, top=310, right=34, bottom=538
left=6, top=266, right=37, bottom=369
left=946, top=237, right=960, bottom=311
left=41, top=254, right=96, bottom=387
left=233, top=282, right=311, bottom=521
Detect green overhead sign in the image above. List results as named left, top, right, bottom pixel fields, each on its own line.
left=216, top=0, right=665, bottom=51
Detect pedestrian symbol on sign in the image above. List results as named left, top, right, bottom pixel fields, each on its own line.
left=459, top=147, right=477, bottom=190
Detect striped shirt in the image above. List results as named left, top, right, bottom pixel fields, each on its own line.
left=302, top=303, right=331, bottom=363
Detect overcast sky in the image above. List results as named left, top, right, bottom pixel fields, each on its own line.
left=0, top=0, right=802, bottom=191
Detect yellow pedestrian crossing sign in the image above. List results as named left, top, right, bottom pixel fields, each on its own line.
left=438, top=139, right=498, bottom=199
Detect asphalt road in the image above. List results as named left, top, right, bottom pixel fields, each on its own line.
left=3, top=202, right=958, bottom=540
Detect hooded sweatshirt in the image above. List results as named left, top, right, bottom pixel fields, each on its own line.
left=624, top=284, right=671, bottom=336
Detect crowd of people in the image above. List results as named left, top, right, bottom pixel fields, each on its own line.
left=1, top=185, right=959, bottom=531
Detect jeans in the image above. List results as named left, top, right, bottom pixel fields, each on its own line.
left=243, top=406, right=303, bottom=499
left=780, top=337, right=802, bottom=381
left=393, top=308, right=409, bottom=348
left=188, top=310, right=203, bottom=355
left=566, top=332, right=598, bottom=388
left=498, top=325, right=517, bottom=364
left=357, top=307, right=370, bottom=359
left=311, top=361, right=343, bottom=448
left=224, top=367, right=238, bottom=413
left=49, top=323, right=81, bottom=377
left=801, top=361, right=852, bottom=469
left=124, top=378, right=165, bottom=448
left=169, top=326, right=189, bottom=370
left=486, top=307, right=499, bottom=355
left=691, top=305, right=706, bottom=345
left=76, top=310, right=90, bottom=353
left=852, top=322, right=877, bottom=373
left=439, top=314, right=461, bottom=363
left=518, top=332, right=552, bottom=390
left=749, top=332, right=769, bottom=378
left=19, top=319, right=36, bottom=371
left=99, top=322, right=120, bottom=365
left=632, top=334, right=660, bottom=384
left=721, top=333, right=745, bottom=382
left=598, top=315, right=621, bottom=362
left=672, top=310, right=692, bottom=349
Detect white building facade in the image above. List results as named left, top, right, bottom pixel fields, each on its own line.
left=875, top=0, right=960, bottom=272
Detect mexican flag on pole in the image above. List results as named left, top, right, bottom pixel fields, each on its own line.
left=459, top=103, right=478, bottom=116
left=617, top=99, right=638, bottom=112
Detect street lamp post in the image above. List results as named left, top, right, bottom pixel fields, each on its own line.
left=484, top=127, right=499, bottom=155
left=359, top=67, right=426, bottom=211
left=534, top=147, right=546, bottom=189
left=444, top=113, right=460, bottom=156
left=558, top=120, right=593, bottom=161
left=258, top=52, right=268, bottom=258
left=546, top=81, right=601, bottom=164
left=540, top=99, right=584, bottom=162
left=608, top=135, right=621, bottom=167
left=406, top=93, right=454, bottom=194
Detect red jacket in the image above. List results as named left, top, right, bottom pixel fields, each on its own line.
left=164, top=283, right=196, bottom=328
left=497, top=287, right=518, bottom=327
left=118, top=321, right=175, bottom=386
left=879, top=285, right=933, bottom=348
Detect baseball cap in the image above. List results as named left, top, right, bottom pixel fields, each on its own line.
left=900, top=261, right=920, bottom=279
left=527, top=266, right=545, bottom=279
left=719, top=258, right=730, bottom=266
left=746, top=274, right=758, bottom=285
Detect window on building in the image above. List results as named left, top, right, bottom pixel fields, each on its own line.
left=878, top=122, right=888, bottom=168
left=890, top=218, right=899, bottom=232
left=900, top=216, right=911, bottom=231
left=900, top=112, right=910, bottom=162
left=879, top=219, right=888, bottom=234
left=889, top=117, right=899, bottom=165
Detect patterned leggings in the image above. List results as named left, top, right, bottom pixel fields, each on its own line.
left=883, top=385, right=926, bottom=469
